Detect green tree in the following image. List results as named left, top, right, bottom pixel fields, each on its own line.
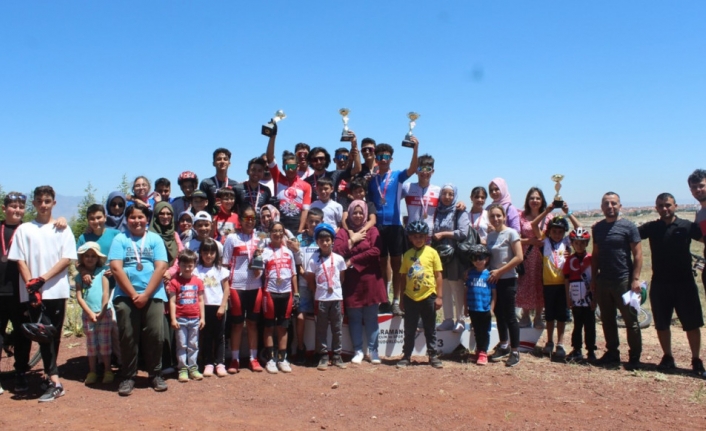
left=71, top=182, right=98, bottom=241
left=118, top=174, right=131, bottom=195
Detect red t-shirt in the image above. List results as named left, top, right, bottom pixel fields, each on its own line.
left=562, top=253, right=592, bottom=283
left=168, top=275, right=204, bottom=319
left=269, top=162, right=312, bottom=227
left=213, top=210, right=240, bottom=244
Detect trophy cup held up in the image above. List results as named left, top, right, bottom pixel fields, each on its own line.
left=551, top=174, right=565, bottom=208
left=249, top=232, right=269, bottom=270
left=401, top=112, right=420, bottom=148
left=339, top=108, right=353, bottom=142
left=261, top=110, right=286, bottom=137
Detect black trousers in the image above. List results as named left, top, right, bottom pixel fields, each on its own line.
left=494, top=278, right=520, bottom=349
left=0, top=295, right=31, bottom=373
left=571, top=307, right=597, bottom=351
left=469, top=310, right=492, bottom=352
left=28, top=299, right=66, bottom=377
left=402, top=294, right=437, bottom=357
left=200, top=305, right=226, bottom=365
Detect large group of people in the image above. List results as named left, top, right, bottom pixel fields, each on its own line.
left=2, top=125, right=706, bottom=402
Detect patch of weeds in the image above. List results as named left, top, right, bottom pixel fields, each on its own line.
left=690, top=383, right=705, bottom=403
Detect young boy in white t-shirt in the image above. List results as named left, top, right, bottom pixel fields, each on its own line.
left=310, top=177, right=343, bottom=229
left=305, top=223, right=347, bottom=371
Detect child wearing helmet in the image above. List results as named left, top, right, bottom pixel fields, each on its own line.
left=530, top=202, right=581, bottom=359
left=464, top=244, right=496, bottom=365
left=396, top=221, right=444, bottom=369
left=562, top=227, right=596, bottom=362
left=172, top=171, right=199, bottom=216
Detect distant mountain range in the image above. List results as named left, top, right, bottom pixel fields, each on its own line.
left=54, top=194, right=85, bottom=220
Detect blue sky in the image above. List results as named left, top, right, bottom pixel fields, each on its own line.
left=1, top=1, right=705, bottom=211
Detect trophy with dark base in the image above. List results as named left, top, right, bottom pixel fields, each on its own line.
left=551, top=174, right=565, bottom=208
left=339, top=108, right=353, bottom=142
left=401, top=112, right=420, bottom=148
left=249, top=232, right=269, bottom=270
left=261, top=110, right=286, bottom=137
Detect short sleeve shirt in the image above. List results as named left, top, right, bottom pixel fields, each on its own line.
left=562, top=253, right=593, bottom=307
left=368, top=169, right=410, bottom=227
left=402, top=183, right=440, bottom=229
left=486, top=228, right=521, bottom=279
left=194, top=264, right=230, bottom=306
left=222, top=231, right=263, bottom=290
left=638, top=217, right=702, bottom=282
left=305, top=251, right=347, bottom=301
left=269, top=162, right=312, bottom=232
left=262, top=245, right=296, bottom=293
left=465, top=269, right=495, bottom=312
left=108, top=231, right=169, bottom=301
left=592, top=219, right=641, bottom=281
left=400, top=245, right=442, bottom=301
left=168, top=275, right=204, bottom=318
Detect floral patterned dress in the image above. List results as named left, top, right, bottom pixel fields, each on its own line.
left=516, top=210, right=551, bottom=309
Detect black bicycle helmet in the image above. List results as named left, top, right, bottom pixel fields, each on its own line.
left=405, top=220, right=429, bottom=235
left=547, top=216, right=569, bottom=232
left=22, top=321, right=58, bottom=344
left=435, top=243, right=455, bottom=264
left=468, top=244, right=490, bottom=260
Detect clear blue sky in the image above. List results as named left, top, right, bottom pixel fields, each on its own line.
left=2, top=1, right=705, bottom=211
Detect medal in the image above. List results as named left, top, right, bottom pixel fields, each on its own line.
left=1, top=224, right=17, bottom=263
left=423, top=212, right=428, bottom=219
left=276, top=277, right=283, bottom=284
left=375, top=171, right=392, bottom=208
left=131, top=231, right=148, bottom=272
left=136, top=263, right=144, bottom=271
left=1, top=255, right=7, bottom=263
left=381, top=198, right=387, bottom=206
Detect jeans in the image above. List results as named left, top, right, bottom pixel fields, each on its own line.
left=402, top=294, right=437, bottom=357
left=595, top=278, right=641, bottom=358
left=494, top=278, right=520, bottom=349
left=115, top=297, right=164, bottom=378
left=347, top=304, right=379, bottom=353
left=315, top=301, right=343, bottom=355
left=469, top=310, right=492, bottom=352
left=28, top=298, right=66, bottom=377
left=176, top=317, right=200, bottom=370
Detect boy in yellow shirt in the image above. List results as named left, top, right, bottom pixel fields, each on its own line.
left=397, top=221, right=444, bottom=369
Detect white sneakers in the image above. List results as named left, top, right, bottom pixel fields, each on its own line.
left=278, top=360, right=292, bottom=373
left=453, top=320, right=465, bottom=333
left=351, top=351, right=364, bottom=364
left=265, top=359, right=278, bottom=374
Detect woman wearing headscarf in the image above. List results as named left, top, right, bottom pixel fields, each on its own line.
left=333, top=200, right=386, bottom=365
left=487, top=178, right=520, bottom=233
left=105, top=191, right=129, bottom=233
left=432, top=184, right=471, bottom=333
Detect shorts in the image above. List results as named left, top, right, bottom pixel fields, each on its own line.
left=543, top=284, right=568, bottom=322
left=82, top=308, right=114, bottom=357
left=297, top=279, right=315, bottom=314
left=229, top=288, right=262, bottom=324
left=650, top=279, right=704, bottom=332
left=262, top=290, right=293, bottom=328
left=378, top=225, right=406, bottom=258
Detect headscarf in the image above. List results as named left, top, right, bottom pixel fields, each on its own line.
left=105, top=191, right=128, bottom=233
left=177, top=211, right=194, bottom=243
left=260, top=204, right=280, bottom=231
left=149, top=201, right=178, bottom=264
left=347, top=200, right=368, bottom=232
left=434, top=184, right=459, bottom=234
left=436, top=183, right=458, bottom=215
left=487, top=177, right=512, bottom=208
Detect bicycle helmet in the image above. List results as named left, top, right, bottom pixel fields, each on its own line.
left=177, top=171, right=198, bottom=186
left=22, top=320, right=58, bottom=344
left=314, top=223, right=336, bottom=240
left=468, top=244, right=491, bottom=260
left=434, top=243, right=455, bottom=265
left=569, top=227, right=591, bottom=242
left=405, top=220, right=429, bottom=235
left=547, top=216, right=569, bottom=232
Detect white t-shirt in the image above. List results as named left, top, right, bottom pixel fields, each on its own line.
left=402, top=182, right=441, bottom=230
left=469, top=210, right=490, bottom=242
left=8, top=220, right=77, bottom=302
left=222, top=231, right=263, bottom=290
left=310, top=199, right=343, bottom=227
left=185, top=238, right=224, bottom=257
left=194, top=264, right=230, bottom=306
left=305, top=251, right=347, bottom=301
left=262, top=245, right=296, bottom=293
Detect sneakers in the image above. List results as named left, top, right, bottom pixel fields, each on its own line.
left=178, top=369, right=189, bottom=383
left=278, top=360, right=292, bottom=373
left=490, top=344, right=511, bottom=362
left=332, top=355, right=347, bottom=369
left=0, top=383, right=3, bottom=395
left=518, top=313, right=531, bottom=328
left=566, top=349, right=583, bottom=362
left=542, top=341, right=555, bottom=356
left=317, top=355, right=329, bottom=371
left=38, top=382, right=65, bottom=402
left=85, top=372, right=99, bottom=385
left=506, top=352, right=521, bottom=367
left=429, top=356, right=443, bottom=369
left=14, top=373, right=29, bottom=392
left=250, top=358, right=263, bottom=372
left=265, top=359, right=278, bottom=374
left=215, top=364, right=228, bottom=377
left=102, top=370, right=115, bottom=384
left=203, top=364, right=215, bottom=377
left=586, top=350, right=597, bottom=363
left=453, top=320, right=466, bottom=333
left=554, top=345, right=567, bottom=359
left=477, top=351, right=488, bottom=366
left=391, top=302, right=405, bottom=317
left=118, top=379, right=135, bottom=396
left=595, top=351, right=621, bottom=367
left=625, top=355, right=642, bottom=371
left=151, top=375, right=168, bottom=392
left=351, top=350, right=364, bottom=364
left=227, top=358, right=239, bottom=374
left=294, top=347, right=307, bottom=365
left=189, top=367, right=203, bottom=380
left=692, top=358, right=706, bottom=377
left=436, top=318, right=455, bottom=331
left=656, top=355, right=676, bottom=372
left=396, top=356, right=411, bottom=368
left=370, top=350, right=381, bottom=365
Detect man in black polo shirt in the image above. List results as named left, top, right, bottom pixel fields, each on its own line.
left=638, top=193, right=705, bottom=376
left=591, top=192, right=643, bottom=369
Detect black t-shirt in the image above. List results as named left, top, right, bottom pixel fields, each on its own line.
left=304, top=168, right=353, bottom=203
left=199, top=176, right=239, bottom=212
left=639, top=217, right=702, bottom=282
left=0, top=222, right=20, bottom=297
left=233, top=182, right=273, bottom=226
left=592, top=218, right=641, bottom=281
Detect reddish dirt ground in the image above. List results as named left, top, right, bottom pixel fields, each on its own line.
left=2, top=326, right=706, bottom=430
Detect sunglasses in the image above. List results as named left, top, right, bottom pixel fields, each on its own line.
left=296, top=151, right=308, bottom=158
left=417, top=166, right=433, bottom=173
left=376, top=154, right=391, bottom=161
left=335, top=155, right=349, bottom=162
left=284, top=163, right=298, bottom=171
left=361, top=147, right=375, bottom=154
left=6, top=193, right=27, bottom=202
left=110, top=201, right=125, bottom=208
left=311, top=156, right=326, bottom=163
left=242, top=216, right=256, bottom=222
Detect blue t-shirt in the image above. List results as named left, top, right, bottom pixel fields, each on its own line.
left=77, top=228, right=121, bottom=267
left=74, top=268, right=108, bottom=312
left=466, top=269, right=495, bottom=312
left=108, top=231, right=168, bottom=301
left=368, top=169, right=410, bottom=226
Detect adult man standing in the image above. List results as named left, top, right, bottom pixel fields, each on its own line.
left=638, top=193, right=705, bottom=376
left=591, top=192, right=643, bottom=369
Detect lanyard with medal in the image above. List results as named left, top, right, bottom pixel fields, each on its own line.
left=246, top=183, right=261, bottom=210
left=131, top=231, right=147, bottom=271
left=215, top=175, right=229, bottom=190
left=549, top=238, right=562, bottom=268
left=1, top=224, right=16, bottom=263
left=419, top=186, right=430, bottom=219
left=375, top=171, right=392, bottom=206
left=271, top=245, right=284, bottom=284
left=320, top=253, right=335, bottom=293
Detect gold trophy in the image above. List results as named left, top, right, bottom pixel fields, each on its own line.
left=401, top=112, right=420, bottom=148
left=339, top=108, right=353, bottom=142
left=249, top=232, right=269, bottom=270
left=261, top=110, right=286, bottom=137
left=551, top=174, right=565, bottom=208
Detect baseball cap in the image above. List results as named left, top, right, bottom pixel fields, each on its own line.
left=191, top=190, right=208, bottom=200
left=193, top=211, right=212, bottom=223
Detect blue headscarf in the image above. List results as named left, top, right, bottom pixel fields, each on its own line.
left=105, top=191, right=128, bottom=233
